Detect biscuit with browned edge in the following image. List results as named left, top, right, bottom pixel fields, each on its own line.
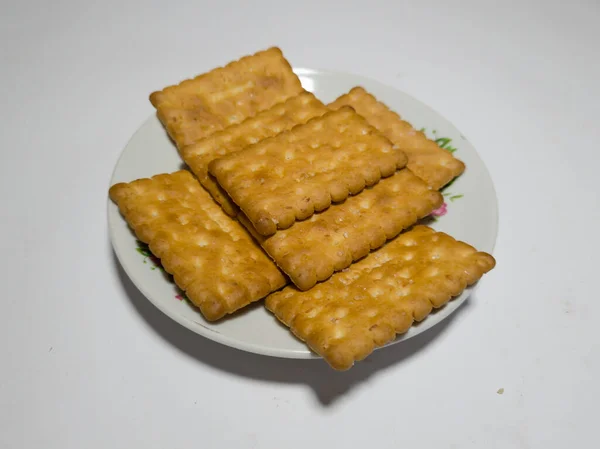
left=242, top=169, right=442, bottom=290
left=181, top=92, right=329, bottom=217
left=329, top=87, right=465, bottom=189
left=109, top=170, right=286, bottom=321
left=210, top=107, right=408, bottom=236
left=266, top=225, right=495, bottom=370
left=150, top=47, right=304, bottom=149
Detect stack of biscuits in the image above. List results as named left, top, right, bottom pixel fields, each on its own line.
left=109, top=47, right=496, bottom=370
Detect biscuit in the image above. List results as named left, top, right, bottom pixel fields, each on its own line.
left=329, top=87, right=465, bottom=189
left=210, top=107, right=408, bottom=236
left=150, top=47, right=304, bottom=149
left=242, top=169, right=442, bottom=290
left=266, top=225, right=496, bottom=370
left=109, top=170, right=286, bottom=321
left=181, top=92, right=329, bottom=217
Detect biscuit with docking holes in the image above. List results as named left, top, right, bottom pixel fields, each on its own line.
left=266, top=225, right=495, bottom=370
left=181, top=92, right=329, bottom=217
left=150, top=47, right=304, bottom=149
left=240, top=169, right=442, bottom=290
left=329, top=87, right=465, bottom=189
left=109, top=170, right=286, bottom=321
left=209, top=107, right=408, bottom=236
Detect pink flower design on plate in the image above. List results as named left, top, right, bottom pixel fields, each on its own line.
left=175, top=294, right=185, bottom=301
left=430, top=202, right=447, bottom=217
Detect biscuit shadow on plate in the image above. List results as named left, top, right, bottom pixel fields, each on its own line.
left=113, top=249, right=472, bottom=405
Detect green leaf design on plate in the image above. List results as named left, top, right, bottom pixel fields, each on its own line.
left=135, top=240, right=166, bottom=272
left=435, top=137, right=457, bottom=153
left=420, top=128, right=464, bottom=216
left=435, top=137, right=451, bottom=147
left=136, top=245, right=152, bottom=258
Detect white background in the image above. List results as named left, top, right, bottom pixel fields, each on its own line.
left=2, top=0, right=599, bottom=447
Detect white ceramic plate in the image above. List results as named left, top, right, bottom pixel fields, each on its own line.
left=108, top=68, right=498, bottom=359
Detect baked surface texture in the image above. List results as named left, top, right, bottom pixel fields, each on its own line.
left=329, top=87, right=465, bottom=189
left=109, top=170, right=287, bottom=321
left=209, top=106, right=408, bottom=236
left=150, top=47, right=304, bottom=149
left=266, top=226, right=495, bottom=370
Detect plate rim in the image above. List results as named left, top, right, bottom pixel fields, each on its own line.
left=108, top=67, right=499, bottom=360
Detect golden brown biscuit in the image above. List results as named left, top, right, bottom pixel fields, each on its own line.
left=181, top=92, right=329, bottom=217
left=209, top=107, right=408, bottom=236
left=109, top=170, right=286, bottom=321
left=150, top=47, right=304, bottom=149
left=241, top=169, right=442, bottom=290
left=329, top=87, right=465, bottom=189
left=266, top=225, right=495, bottom=370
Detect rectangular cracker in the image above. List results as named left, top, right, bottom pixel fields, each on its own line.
left=209, top=106, right=408, bottom=236
left=329, top=87, right=465, bottom=190
left=242, top=169, right=442, bottom=290
left=181, top=92, right=329, bottom=217
left=109, top=170, right=286, bottom=321
left=149, top=47, right=304, bottom=149
left=266, top=225, right=496, bottom=370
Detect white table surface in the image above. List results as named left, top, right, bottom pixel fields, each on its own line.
left=2, top=0, right=599, bottom=447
